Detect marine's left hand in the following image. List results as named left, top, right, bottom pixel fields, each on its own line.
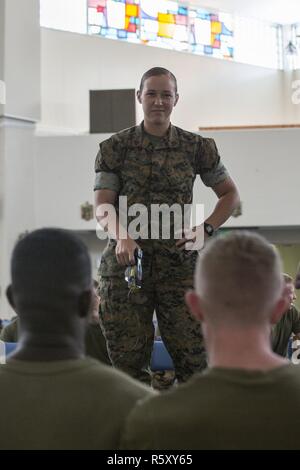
left=175, top=225, right=207, bottom=251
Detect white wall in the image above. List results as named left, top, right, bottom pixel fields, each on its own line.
left=34, top=134, right=108, bottom=230
left=1, top=0, right=41, bottom=121
left=0, top=125, right=6, bottom=311
left=0, top=1, right=4, bottom=117
left=0, top=0, right=40, bottom=318
left=40, top=28, right=287, bottom=134
left=197, top=128, right=300, bottom=227
left=0, top=120, right=37, bottom=318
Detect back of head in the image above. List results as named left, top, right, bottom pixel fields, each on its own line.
left=196, top=231, right=283, bottom=328
left=139, top=67, right=178, bottom=93
left=11, top=228, right=92, bottom=323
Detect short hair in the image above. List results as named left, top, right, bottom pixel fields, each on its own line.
left=195, top=231, right=283, bottom=327
left=139, top=67, right=178, bottom=93
left=11, top=228, right=92, bottom=311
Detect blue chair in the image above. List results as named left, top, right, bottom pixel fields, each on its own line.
left=5, top=342, right=18, bottom=356
left=151, top=340, right=174, bottom=371
left=0, top=341, right=18, bottom=364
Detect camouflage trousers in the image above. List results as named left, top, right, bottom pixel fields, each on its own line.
left=98, top=250, right=207, bottom=385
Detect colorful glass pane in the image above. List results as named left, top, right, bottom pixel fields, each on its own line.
left=211, top=21, right=222, bottom=34
left=140, top=0, right=189, bottom=51
left=126, top=4, right=138, bottom=17
left=88, top=0, right=140, bottom=43
left=158, top=23, right=175, bottom=39
left=189, top=8, right=234, bottom=59
left=87, top=1, right=235, bottom=61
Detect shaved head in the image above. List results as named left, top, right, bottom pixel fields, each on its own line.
left=195, top=232, right=283, bottom=328
left=10, top=228, right=92, bottom=333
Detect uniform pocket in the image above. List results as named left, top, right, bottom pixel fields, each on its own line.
left=164, top=156, right=195, bottom=195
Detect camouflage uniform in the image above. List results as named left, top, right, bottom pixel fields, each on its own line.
left=94, top=122, right=229, bottom=384
left=271, top=304, right=300, bottom=357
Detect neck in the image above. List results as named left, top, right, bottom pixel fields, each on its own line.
left=143, top=119, right=170, bottom=137
left=11, top=332, right=85, bottom=362
left=206, top=325, right=289, bottom=371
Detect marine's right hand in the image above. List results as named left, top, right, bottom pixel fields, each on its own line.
left=115, top=238, right=140, bottom=266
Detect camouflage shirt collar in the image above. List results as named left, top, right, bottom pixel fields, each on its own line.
left=135, top=122, right=180, bottom=149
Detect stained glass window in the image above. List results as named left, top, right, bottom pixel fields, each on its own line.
left=140, top=0, right=189, bottom=52
left=40, top=0, right=285, bottom=69
left=87, top=0, right=140, bottom=43
left=189, top=9, right=234, bottom=59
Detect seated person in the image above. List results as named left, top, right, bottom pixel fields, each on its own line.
left=121, top=232, right=300, bottom=450
left=0, top=281, right=111, bottom=366
left=271, top=273, right=300, bottom=357
left=0, top=228, right=153, bottom=450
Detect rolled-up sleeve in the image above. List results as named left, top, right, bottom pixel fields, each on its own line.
left=94, top=172, right=120, bottom=192
left=94, top=137, right=122, bottom=192
left=196, top=137, right=229, bottom=187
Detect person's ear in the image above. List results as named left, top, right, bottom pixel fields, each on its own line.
left=78, top=289, right=92, bottom=319
left=270, top=287, right=289, bottom=324
left=174, top=93, right=179, bottom=107
left=6, top=285, right=16, bottom=311
left=185, top=290, right=204, bottom=322
left=137, top=90, right=142, bottom=104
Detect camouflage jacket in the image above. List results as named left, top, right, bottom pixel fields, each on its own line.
left=94, top=122, right=229, bottom=276
left=95, top=122, right=228, bottom=202
left=271, top=304, right=300, bottom=357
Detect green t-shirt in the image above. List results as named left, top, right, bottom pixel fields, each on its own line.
left=271, top=305, right=300, bottom=357
left=144, top=131, right=165, bottom=147
left=0, top=357, right=153, bottom=449
left=121, top=364, right=300, bottom=450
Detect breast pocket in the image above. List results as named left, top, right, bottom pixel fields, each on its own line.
left=164, top=157, right=195, bottom=202
left=122, top=150, right=151, bottom=192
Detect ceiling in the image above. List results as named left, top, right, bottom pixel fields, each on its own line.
left=186, top=0, right=300, bottom=24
